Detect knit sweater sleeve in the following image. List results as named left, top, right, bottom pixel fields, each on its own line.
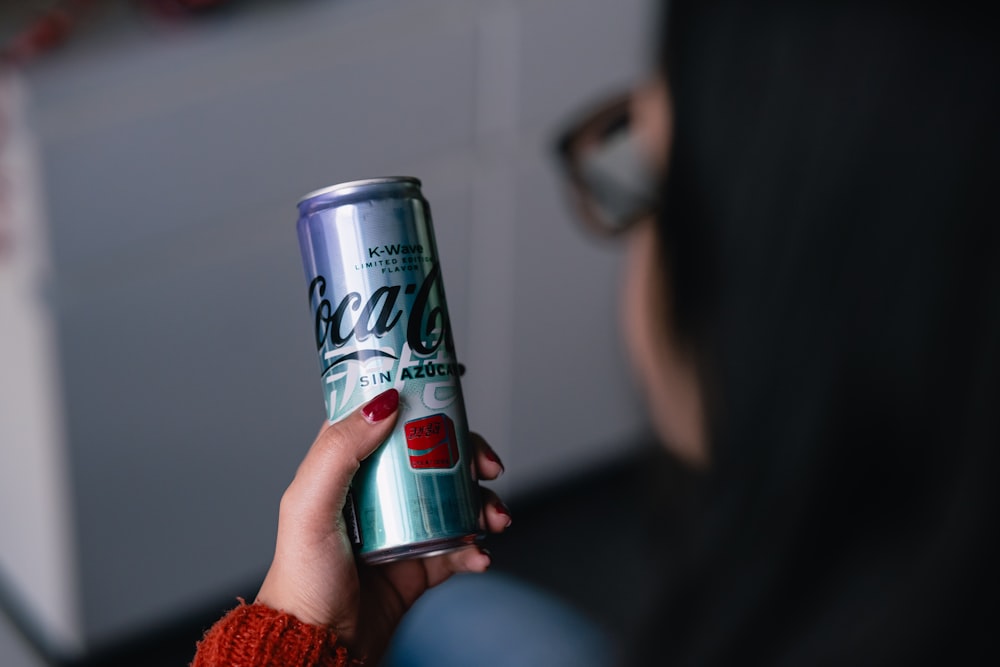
left=191, top=601, right=363, bottom=667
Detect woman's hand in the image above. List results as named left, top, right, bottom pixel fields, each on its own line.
left=255, top=388, right=510, bottom=662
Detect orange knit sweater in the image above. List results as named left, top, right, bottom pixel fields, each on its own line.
left=191, top=602, right=364, bottom=667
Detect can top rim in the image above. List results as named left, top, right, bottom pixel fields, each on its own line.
left=297, top=176, right=422, bottom=206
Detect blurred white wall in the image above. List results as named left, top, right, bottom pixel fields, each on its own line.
left=0, top=71, right=80, bottom=656
left=1, top=0, right=653, bottom=657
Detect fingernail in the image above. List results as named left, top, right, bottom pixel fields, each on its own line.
left=494, top=500, right=512, bottom=527
left=361, top=389, right=399, bottom=423
left=484, top=447, right=505, bottom=473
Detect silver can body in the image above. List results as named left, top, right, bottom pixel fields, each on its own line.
left=296, top=177, right=482, bottom=564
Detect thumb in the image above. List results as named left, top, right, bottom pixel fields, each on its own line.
left=284, top=389, right=400, bottom=524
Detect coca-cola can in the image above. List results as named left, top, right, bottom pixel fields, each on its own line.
left=296, top=177, right=482, bottom=564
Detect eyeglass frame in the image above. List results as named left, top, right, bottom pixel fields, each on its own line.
left=553, top=89, right=660, bottom=237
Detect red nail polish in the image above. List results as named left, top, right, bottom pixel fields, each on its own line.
left=484, top=447, right=504, bottom=470
left=362, top=389, right=399, bottom=423
left=494, top=500, right=511, bottom=518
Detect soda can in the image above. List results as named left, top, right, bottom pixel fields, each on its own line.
left=295, top=177, right=482, bottom=564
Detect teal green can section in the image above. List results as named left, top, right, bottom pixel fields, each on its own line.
left=296, top=177, right=482, bottom=563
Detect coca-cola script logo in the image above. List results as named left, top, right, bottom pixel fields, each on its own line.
left=309, top=263, right=455, bottom=378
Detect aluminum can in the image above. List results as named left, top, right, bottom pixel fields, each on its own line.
left=296, top=177, right=482, bottom=564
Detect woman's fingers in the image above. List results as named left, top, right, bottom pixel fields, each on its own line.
left=470, top=432, right=505, bottom=480
left=377, top=486, right=510, bottom=592
left=417, top=546, right=492, bottom=590
left=441, top=546, right=492, bottom=575
left=376, top=545, right=491, bottom=608
left=479, top=487, right=513, bottom=533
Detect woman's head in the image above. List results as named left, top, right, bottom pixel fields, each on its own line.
left=562, top=2, right=1000, bottom=662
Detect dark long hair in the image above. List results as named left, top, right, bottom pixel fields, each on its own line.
left=635, top=1, right=1000, bottom=663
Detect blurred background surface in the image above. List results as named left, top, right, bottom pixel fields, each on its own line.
left=1, top=0, right=656, bottom=663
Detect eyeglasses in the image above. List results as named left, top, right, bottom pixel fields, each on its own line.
left=554, top=90, right=659, bottom=236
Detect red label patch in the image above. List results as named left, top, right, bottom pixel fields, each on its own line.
left=406, top=414, right=459, bottom=470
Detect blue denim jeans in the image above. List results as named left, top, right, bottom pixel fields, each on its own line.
left=381, top=572, right=615, bottom=667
